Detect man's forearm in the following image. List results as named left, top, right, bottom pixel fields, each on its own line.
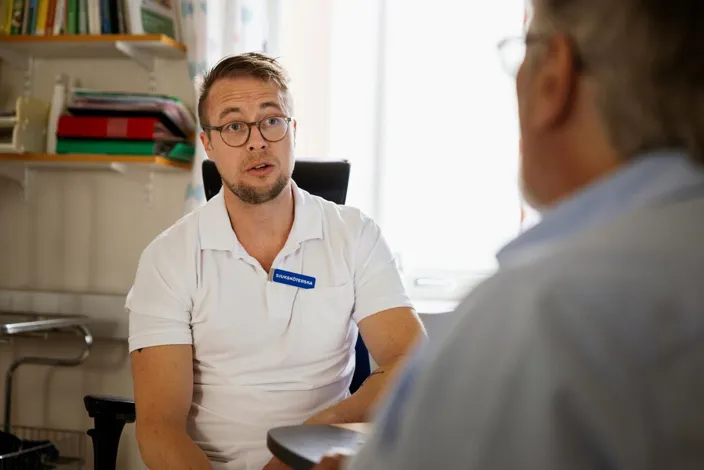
left=306, top=358, right=407, bottom=425
left=137, top=425, right=211, bottom=469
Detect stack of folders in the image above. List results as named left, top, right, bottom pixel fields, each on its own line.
left=56, top=89, right=196, bottom=162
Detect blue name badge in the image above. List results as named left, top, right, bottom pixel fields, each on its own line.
left=272, top=269, right=316, bottom=289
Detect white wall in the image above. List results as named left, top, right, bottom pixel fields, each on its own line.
left=0, top=170, right=190, bottom=293
left=0, top=57, right=193, bottom=469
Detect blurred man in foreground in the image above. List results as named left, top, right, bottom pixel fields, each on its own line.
left=317, top=0, right=704, bottom=468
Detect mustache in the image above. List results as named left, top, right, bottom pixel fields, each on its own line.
left=241, top=152, right=277, bottom=169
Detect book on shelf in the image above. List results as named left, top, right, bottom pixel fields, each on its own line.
left=66, top=88, right=196, bottom=138
left=0, top=0, right=181, bottom=39
left=52, top=88, right=196, bottom=161
left=57, top=115, right=182, bottom=141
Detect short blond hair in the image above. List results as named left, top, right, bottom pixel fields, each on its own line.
left=533, top=0, right=704, bottom=162
left=198, top=52, right=292, bottom=126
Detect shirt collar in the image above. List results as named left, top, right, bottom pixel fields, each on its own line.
left=198, top=181, right=324, bottom=255
left=286, top=181, right=324, bottom=247
left=198, top=189, right=236, bottom=252
left=497, top=149, right=704, bottom=266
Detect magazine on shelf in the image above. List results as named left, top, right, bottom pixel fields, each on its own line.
left=66, top=88, right=196, bottom=139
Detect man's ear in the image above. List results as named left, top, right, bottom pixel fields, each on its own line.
left=530, top=33, right=580, bottom=131
left=199, top=130, right=212, bottom=153
left=293, top=119, right=297, bottom=147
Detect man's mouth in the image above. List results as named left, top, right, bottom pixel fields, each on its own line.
left=247, top=162, right=273, bottom=170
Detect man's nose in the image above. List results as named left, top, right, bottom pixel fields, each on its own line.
left=247, top=125, right=268, bottom=151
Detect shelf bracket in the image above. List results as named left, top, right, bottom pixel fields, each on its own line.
left=108, top=162, right=127, bottom=174
left=0, top=50, right=32, bottom=97
left=0, top=165, right=25, bottom=186
left=0, top=48, right=29, bottom=71
left=114, top=41, right=157, bottom=93
left=114, top=41, right=155, bottom=72
left=108, top=163, right=156, bottom=205
left=0, top=165, right=32, bottom=201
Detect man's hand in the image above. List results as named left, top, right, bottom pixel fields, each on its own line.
left=304, top=407, right=340, bottom=426
left=262, top=454, right=347, bottom=470
left=314, top=454, right=348, bottom=470
left=262, top=456, right=290, bottom=469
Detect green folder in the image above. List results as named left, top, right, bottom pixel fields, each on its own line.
left=56, top=139, right=195, bottom=161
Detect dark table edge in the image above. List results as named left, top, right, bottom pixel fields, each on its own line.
left=267, top=430, right=315, bottom=470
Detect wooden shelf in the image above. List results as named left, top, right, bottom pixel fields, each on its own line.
left=0, top=34, right=186, bottom=60
left=0, top=153, right=192, bottom=172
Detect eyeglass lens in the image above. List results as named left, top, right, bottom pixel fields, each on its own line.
left=220, top=117, right=289, bottom=147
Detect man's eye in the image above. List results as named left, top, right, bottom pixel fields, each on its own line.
left=226, top=123, right=243, bottom=132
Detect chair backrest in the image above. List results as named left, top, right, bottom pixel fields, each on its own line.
left=200, top=159, right=370, bottom=394
left=201, top=159, right=352, bottom=204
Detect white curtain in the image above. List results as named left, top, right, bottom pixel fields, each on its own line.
left=181, top=0, right=281, bottom=214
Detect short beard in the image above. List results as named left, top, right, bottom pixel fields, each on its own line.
left=224, top=173, right=290, bottom=205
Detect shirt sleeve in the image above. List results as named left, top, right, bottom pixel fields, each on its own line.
left=351, top=215, right=413, bottom=324
left=126, top=242, right=193, bottom=353
left=345, top=268, right=652, bottom=470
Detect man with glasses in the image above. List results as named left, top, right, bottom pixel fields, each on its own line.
left=126, top=53, right=425, bottom=470
left=316, top=0, right=704, bottom=468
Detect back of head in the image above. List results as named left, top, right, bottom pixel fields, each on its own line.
left=197, top=52, right=292, bottom=127
left=533, top=0, right=704, bottom=162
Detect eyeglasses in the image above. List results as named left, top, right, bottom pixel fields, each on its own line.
left=497, top=33, right=584, bottom=77
left=203, top=116, right=293, bottom=148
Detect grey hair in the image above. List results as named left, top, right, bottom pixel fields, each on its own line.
left=532, top=0, right=704, bottom=163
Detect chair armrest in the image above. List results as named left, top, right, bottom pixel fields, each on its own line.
left=84, top=395, right=136, bottom=423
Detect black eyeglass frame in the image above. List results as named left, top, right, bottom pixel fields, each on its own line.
left=202, top=116, right=294, bottom=148
left=496, top=33, right=584, bottom=76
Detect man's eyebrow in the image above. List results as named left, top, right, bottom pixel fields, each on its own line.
left=218, top=102, right=283, bottom=121
left=260, top=101, right=283, bottom=112
left=218, top=106, right=242, bottom=120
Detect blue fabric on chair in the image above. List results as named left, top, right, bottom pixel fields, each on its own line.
left=350, top=333, right=371, bottom=394
left=201, top=159, right=371, bottom=393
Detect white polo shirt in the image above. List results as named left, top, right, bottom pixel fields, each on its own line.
left=126, top=183, right=412, bottom=470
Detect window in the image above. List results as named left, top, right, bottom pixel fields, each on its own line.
left=379, top=1, right=529, bottom=298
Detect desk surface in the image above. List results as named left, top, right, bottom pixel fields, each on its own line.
left=413, top=299, right=458, bottom=315
left=267, top=423, right=369, bottom=470
left=333, top=423, right=370, bottom=434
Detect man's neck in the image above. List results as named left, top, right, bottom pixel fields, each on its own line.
left=539, top=126, right=623, bottom=209
left=222, top=182, right=295, bottom=271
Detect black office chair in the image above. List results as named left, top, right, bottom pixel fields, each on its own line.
left=201, top=158, right=352, bottom=205
left=84, top=158, right=370, bottom=470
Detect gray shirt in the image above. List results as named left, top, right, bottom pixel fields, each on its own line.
left=347, top=149, right=704, bottom=470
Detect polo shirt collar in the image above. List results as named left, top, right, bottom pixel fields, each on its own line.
left=198, top=181, right=323, bottom=255
left=287, top=181, right=324, bottom=246
left=198, top=189, right=237, bottom=252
